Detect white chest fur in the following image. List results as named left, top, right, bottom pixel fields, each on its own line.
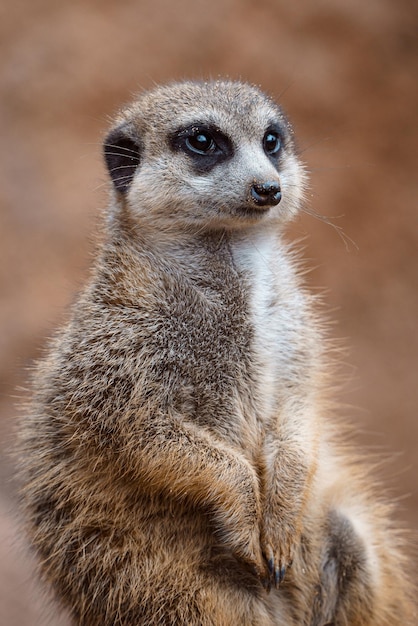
left=231, top=231, right=299, bottom=423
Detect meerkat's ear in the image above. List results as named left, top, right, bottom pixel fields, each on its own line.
left=103, top=125, right=142, bottom=194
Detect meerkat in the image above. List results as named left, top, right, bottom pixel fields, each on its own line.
left=19, top=80, right=415, bottom=626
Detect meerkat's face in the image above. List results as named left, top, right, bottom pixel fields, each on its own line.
left=104, top=81, right=306, bottom=232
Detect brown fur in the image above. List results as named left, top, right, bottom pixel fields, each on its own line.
left=19, top=80, right=415, bottom=625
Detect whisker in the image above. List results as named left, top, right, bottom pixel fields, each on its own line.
left=108, top=164, right=139, bottom=172
left=104, top=151, right=140, bottom=160
left=93, top=181, right=110, bottom=192
left=275, top=79, right=296, bottom=102
left=103, top=142, right=140, bottom=156
left=301, top=206, right=358, bottom=252
left=93, top=174, right=134, bottom=192
left=298, top=136, right=332, bottom=155
left=110, top=173, right=135, bottom=181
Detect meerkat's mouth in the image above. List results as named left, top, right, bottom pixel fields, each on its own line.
left=235, top=205, right=271, bottom=219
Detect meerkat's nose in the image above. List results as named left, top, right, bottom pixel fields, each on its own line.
left=250, top=181, right=282, bottom=207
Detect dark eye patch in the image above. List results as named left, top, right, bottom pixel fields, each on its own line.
left=169, top=123, right=233, bottom=174
left=263, top=123, right=286, bottom=164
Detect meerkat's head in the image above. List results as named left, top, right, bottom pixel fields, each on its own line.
left=104, top=80, right=307, bottom=232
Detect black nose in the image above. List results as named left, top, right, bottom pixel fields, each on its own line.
left=250, top=181, right=282, bottom=207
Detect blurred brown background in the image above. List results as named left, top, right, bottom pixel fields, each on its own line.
left=0, top=0, right=417, bottom=623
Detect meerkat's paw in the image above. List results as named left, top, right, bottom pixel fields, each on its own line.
left=260, top=515, right=297, bottom=590
left=230, top=523, right=270, bottom=584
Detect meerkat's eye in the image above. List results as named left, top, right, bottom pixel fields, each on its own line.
left=263, top=130, right=282, bottom=156
left=170, top=124, right=233, bottom=172
left=185, top=131, right=218, bottom=155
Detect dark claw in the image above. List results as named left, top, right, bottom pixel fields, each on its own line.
left=262, top=576, right=272, bottom=593
left=273, top=565, right=286, bottom=587
left=267, top=557, right=275, bottom=575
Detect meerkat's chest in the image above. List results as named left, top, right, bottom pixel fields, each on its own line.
left=231, top=235, right=305, bottom=422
